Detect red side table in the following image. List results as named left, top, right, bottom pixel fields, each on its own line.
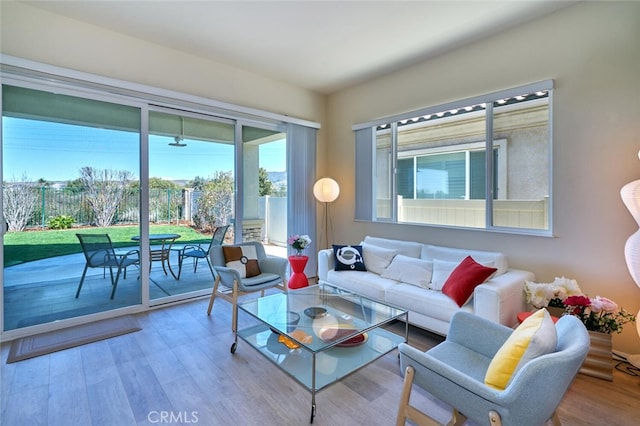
left=288, top=255, right=309, bottom=289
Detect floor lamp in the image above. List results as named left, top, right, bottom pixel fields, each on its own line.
left=620, top=169, right=640, bottom=369
left=313, top=178, right=340, bottom=249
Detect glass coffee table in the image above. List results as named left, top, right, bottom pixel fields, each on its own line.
left=235, top=282, right=408, bottom=423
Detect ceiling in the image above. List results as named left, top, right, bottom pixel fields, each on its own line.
left=24, top=1, right=575, bottom=94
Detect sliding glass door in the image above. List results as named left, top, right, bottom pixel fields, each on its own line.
left=147, top=109, right=235, bottom=302
left=1, top=64, right=318, bottom=338
left=1, top=84, right=142, bottom=331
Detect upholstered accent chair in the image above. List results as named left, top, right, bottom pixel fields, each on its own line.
left=396, top=311, right=590, bottom=426
left=207, top=241, right=288, bottom=349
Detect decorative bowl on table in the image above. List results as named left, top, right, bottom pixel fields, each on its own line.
left=304, top=306, right=328, bottom=319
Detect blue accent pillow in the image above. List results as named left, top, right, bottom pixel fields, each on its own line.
left=333, top=245, right=367, bottom=271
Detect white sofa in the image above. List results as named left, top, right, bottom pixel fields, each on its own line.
left=317, top=236, right=535, bottom=336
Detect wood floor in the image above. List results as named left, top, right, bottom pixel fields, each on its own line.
left=1, top=295, right=638, bottom=426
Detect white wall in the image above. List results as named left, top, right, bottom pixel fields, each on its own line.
left=326, top=2, right=640, bottom=353
left=0, top=2, right=325, bottom=126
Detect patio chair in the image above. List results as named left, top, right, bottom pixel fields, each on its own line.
left=75, top=233, right=140, bottom=299
left=206, top=241, right=288, bottom=352
left=396, top=311, right=590, bottom=426
left=175, top=224, right=230, bottom=279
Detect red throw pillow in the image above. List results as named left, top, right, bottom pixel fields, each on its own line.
left=441, top=256, right=497, bottom=307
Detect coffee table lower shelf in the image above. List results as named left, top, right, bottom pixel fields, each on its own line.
left=237, top=323, right=405, bottom=422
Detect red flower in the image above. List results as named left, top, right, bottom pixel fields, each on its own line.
left=564, top=295, right=590, bottom=307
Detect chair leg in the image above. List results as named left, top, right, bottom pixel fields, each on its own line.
left=396, top=366, right=447, bottom=426
left=488, top=410, right=502, bottom=426
left=111, top=267, right=124, bottom=299
left=396, top=366, right=415, bottom=426
left=177, top=254, right=183, bottom=280
left=207, top=275, right=221, bottom=315
left=205, top=258, right=215, bottom=278
left=75, top=264, right=89, bottom=298
left=108, top=266, right=115, bottom=286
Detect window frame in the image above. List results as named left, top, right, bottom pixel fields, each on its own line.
left=354, top=80, right=553, bottom=236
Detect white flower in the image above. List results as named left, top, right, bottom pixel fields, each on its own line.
left=524, top=277, right=583, bottom=308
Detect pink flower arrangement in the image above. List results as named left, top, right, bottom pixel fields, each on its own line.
left=287, top=234, right=311, bottom=256
left=563, top=295, right=635, bottom=334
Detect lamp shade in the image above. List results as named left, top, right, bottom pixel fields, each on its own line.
left=313, top=178, right=340, bottom=203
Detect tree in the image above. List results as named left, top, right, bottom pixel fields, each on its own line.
left=79, top=166, right=133, bottom=227
left=258, top=167, right=273, bottom=196
left=64, top=178, right=84, bottom=194
left=148, top=178, right=180, bottom=223
left=188, top=176, right=207, bottom=191
left=129, top=177, right=180, bottom=190
left=3, top=174, right=39, bottom=231
left=193, top=171, right=234, bottom=232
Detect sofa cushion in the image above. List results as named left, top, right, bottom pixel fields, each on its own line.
left=441, top=256, right=498, bottom=307
left=380, top=255, right=433, bottom=288
left=421, top=244, right=508, bottom=277
left=326, top=270, right=396, bottom=301
left=361, top=242, right=397, bottom=275
left=385, top=283, right=471, bottom=323
left=429, top=259, right=459, bottom=290
left=333, top=245, right=367, bottom=271
left=484, top=308, right=557, bottom=390
left=363, top=236, right=423, bottom=258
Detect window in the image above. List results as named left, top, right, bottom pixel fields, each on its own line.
left=355, top=80, right=552, bottom=234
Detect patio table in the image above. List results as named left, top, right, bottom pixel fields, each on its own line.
left=131, top=234, right=181, bottom=280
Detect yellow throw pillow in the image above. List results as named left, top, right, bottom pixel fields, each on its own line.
left=484, top=308, right=557, bottom=390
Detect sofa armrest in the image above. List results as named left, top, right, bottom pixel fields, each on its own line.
left=474, top=268, right=535, bottom=328
left=317, top=248, right=335, bottom=281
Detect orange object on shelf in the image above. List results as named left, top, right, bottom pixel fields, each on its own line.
left=278, top=329, right=312, bottom=348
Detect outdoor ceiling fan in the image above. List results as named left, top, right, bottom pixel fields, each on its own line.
left=168, top=117, right=187, bottom=147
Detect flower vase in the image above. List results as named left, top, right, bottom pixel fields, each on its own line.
left=288, top=255, right=309, bottom=289
left=579, top=330, right=613, bottom=381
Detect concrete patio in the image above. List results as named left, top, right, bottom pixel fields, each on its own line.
left=3, top=244, right=287, bottom=331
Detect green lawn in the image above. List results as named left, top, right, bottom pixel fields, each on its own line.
left=3, top=225, right=213, bottom=267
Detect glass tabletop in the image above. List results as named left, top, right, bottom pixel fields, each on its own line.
left=238, top=282, right=407, bottom=353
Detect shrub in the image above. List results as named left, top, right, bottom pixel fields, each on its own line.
left=48, top=215, right=75, bottom=230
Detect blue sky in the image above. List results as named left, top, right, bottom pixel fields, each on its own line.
left=3, top=118, right=286, bottom=182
